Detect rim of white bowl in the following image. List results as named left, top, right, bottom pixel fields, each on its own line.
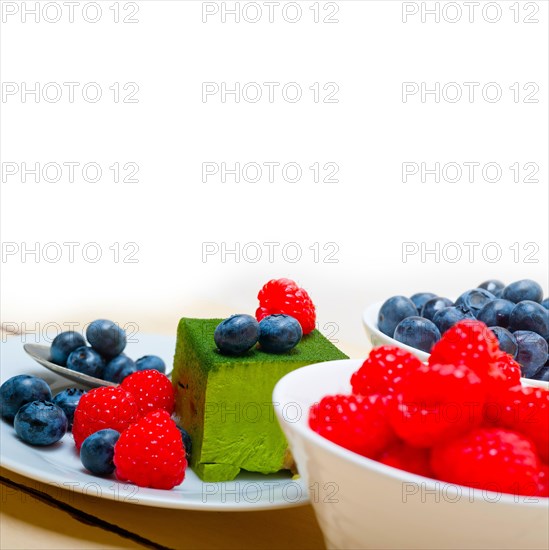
left=273, top=359, right=549, bottom=507
left=362, top=300, right=549, bottom=390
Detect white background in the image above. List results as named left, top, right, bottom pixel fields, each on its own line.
left=1, top=0, right=548, bottom=352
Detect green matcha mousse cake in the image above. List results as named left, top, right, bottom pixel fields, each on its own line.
left=172, top=318, right=348, bottom=482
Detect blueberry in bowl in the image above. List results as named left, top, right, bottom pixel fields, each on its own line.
left=514, top=331, right=548, bottom=378
left=410, top=292, right=437, bottom=315
left=455, top=288, right=496, bottom=317
left=508, top=301, right=549, bottom=338
left=432, top=305, right=475, bottom=334
left=393, top=316, right=441, bottom=354
left=377, top=296, right=418, bottom=338
left=477, top=299, right=515, bottom=328
left=489, top=327, right=518, bottom=358
left=502, top=279, right=543, bottom=304
left=421, top=297, right=454, bottom=322
left=531, top=365, right=549, bottom=382
left=479, top=279, right=505, bottom=295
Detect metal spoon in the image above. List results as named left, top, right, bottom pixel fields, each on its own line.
left=24, top=344, right=173, bottom=389
left=24, top=343, right=117, bottom=389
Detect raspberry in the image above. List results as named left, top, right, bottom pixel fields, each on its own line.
left=495, top=385, right=549, bottom=462
left=389, top=362, right=485, bottom=447
left=256, top=278, right=316, bottom=335
left=492, top=352, right=521, bottom=386
left=431, top=428, right=542, bottom=496
left=351, top=346, right=423, bottom=397
left=538, top=464, right=549, bottom=497
left=485, top=352, right=522, bottom=402
left=377, top=441, right=433, bottom=478
left=429, top=320, right=500, bottom=382
left=120, top=369, right=175, bottom=418
left=114, top=410, right=186, bottom=490
left=309, top=393, right=395, bottom=459
left=72, top=386, right=139, bottom=450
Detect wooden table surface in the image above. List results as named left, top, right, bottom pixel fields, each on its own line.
left=0, top=328, right=368, bottom=550
left=0, top=466, right=326, bottom=549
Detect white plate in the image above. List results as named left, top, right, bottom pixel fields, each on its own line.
left=0, top=334, right=308, bottom=511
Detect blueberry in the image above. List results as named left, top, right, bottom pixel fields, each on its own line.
left=541, top=298, right=549, bottom=311
left=531, top=365, right=549, bottom=382
left=508, top=301, right=549, bottom=338
left=478, top=279, right=505, bottom=295
left=502, top=279, right=543, bottom=304
left=393, top=316, right=441, bottom=353
left=514, top=331, right=548, bottom=378
left=50, top=331, right=86, bottom=366
left=52, top=388, right=85, bottom=428
left=103, top=354, right=136, bottom=383
left=80, top=429, right=120, bottom=475
left=177, top=426, right=192, bottom=461
left=432, top=306, right=475, bottom=335
left=477, top=299, right=515, bottom=328
left=66, top=346, right=105, bottom=378
left=377, top=296, right=418, bottom=337
left=135, top=355, right=166, bottom=374
left=410, top=293, right=437, bottom=315
left=492, top=289, right=504, bottom=298
left=0, top=375, right=52, bottom=423
left=214, top=314, right=260, bottom=355
left=489, top=327, right=518, bottom=358
left=421, top=297, right=454, bottom=321
left=258, top=314, right=302, bottom=354
left=86, top=319, right=127, bottom=359
left=14, top=401, right=67, bottom=446
left=455, top=289, right=496, bottom=317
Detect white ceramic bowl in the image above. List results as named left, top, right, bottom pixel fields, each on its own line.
left=273, top=359, right=549, bottom=550
left=363, top=301, right=549, bottom=390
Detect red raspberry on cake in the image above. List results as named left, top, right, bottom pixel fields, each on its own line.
left=429, top=320, right=500, bottom=382
left=114, top=410, right=186, bottom=489
left=256, top=278, right=316, bottom=335
left=389, top=362, right=485, bottom=447
left=377, top=440, right=433, bottom=478
left=120, top=369, right=175, bottom=418
left=431, top=428, right=542, bottom=496
left=495, top=385, right=549, bottom=462
left=351, top=346, right=423, bottom=397
left=309, top=393, right=395, bottom=459
left=72, top=386, right=139, bottom=450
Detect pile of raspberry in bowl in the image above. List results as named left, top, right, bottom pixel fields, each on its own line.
left=309, top=320, right=548, bottom=498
